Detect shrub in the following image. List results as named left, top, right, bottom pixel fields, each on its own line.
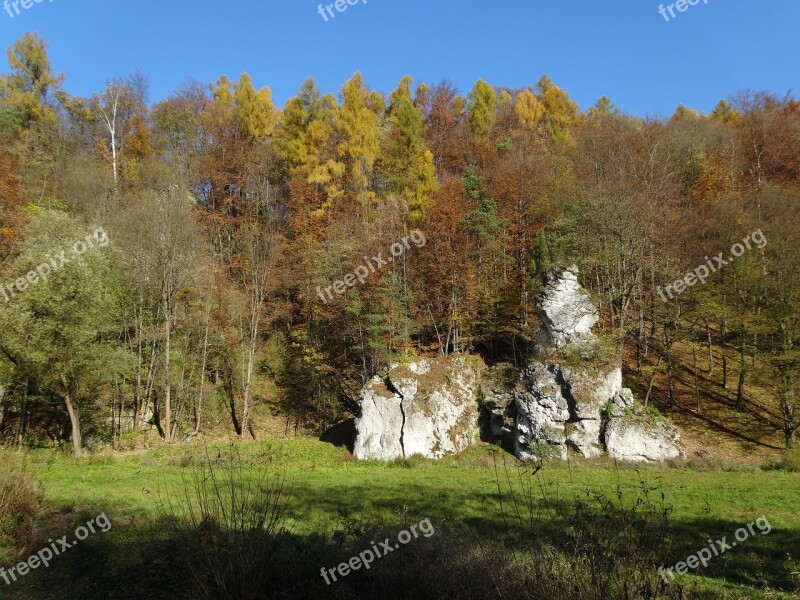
left=390, top=454, right=429, bottom=469
left=526, top=439, right=562, bottom=461
left=624, top=405, right=666, bottom=423
left=0, top=450, right=44, bottom=564
left=783, top=447, right=800, bottom=472
left=160, top=445, right=292, bottom=600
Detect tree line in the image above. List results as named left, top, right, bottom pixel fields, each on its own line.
left=0, top=33, right=797, bottom=456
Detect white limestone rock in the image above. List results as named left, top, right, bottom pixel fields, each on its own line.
left=353, top=358, right=481, bottom=460
left=604, top=408, right=683, bottom=463
left=537, top=266, right=599, bottom=349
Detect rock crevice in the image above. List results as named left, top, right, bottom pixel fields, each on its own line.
left=353, top=357, right=481, bottom=461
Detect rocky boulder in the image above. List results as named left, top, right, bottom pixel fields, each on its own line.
left=492, top=266, right=682, bottom=463
left=513, top=364, right=570, bottom=460
left=352, top=267, right=683, bottom=465
left=604, top=407, right=682, bottom=463
left=512, top=363, right=623, bottom=460
left=353, top=357, right=482, bottom=460
left=352, top=378, right=405, bottom=461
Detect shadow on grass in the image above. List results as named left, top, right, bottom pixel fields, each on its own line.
left=4, top=494, right=798, bottom=599
left=666, top=515, right=800, bottom=591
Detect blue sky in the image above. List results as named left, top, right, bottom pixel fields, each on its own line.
left=1, top=0, right=798, bottom=116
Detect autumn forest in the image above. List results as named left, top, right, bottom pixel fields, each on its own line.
left=0, top=32, right=797, bottom=459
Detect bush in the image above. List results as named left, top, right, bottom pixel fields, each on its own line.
left=0, top=450, right=44, bottom=564
left=116, top=429, right=160, bottom=452
left=782, top=447, right=800, bottom=472
left=160, top=445, right=292, bottom=600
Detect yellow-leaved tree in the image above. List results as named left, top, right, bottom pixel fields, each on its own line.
left=334, top=71, right=382, bottom=220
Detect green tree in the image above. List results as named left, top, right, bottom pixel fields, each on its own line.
left=536, top=75, right=580, bottom=139
left=0, top=211, right=128, bottom=456
left=366, top=272, right=417, bottom=364
left=514, top=88, right=544, bottom=130
left=376, top=76, right=437, bottom=220
left=275, top=78, right=344, bottom=213
left=709, top=99, right=741, bottom=125
left=0, top=32, right=62, bottom=131
left=274, top=77, right=333, bottom=173
left=459, top=166, right=508, bottom=341
left=671, top=103, right=701, bottom=121
left=233, top=73, right=277, bottom=141
left=467, top=79, right=497, bottom=140
left=0, top=33, right=64, bottom=206
left=587, top=96, right=619, bottom=121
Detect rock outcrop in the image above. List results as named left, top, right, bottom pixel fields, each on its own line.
left=352, top=267, right=682, bottom=464
left=483, top=267, right=683, bottom=463
left=353, top=357, right=482, bottom=460
left=604, top=407, right=683, bottom=463
left=537, top=266, right=599, bottom=349
left=511, top=362, right=624, bottom=460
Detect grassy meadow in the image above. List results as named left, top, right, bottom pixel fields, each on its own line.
left=1, top=439, right=798, bottom=599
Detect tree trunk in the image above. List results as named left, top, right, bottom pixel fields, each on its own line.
left=196, top=304, right=210, bottom=433
left=737, top=327, right=746, bottom=410
left=163, top=297, right=173, bottom=443
left=706, top=321, right=714, bottom=376
left=780, top=369, right=796, bottom=448
left=222, top=359, right=242, bottom=436
left=636, top=307, right=645, bottom=374
left=664, top=325, right=676, bottom=408
left=17, top=393, right=26, bottom=450
left=241, top=308, right=258, bottom=439
left=721, top=286, right=728, bottom=389
left=0, top=385, right=7, bottom=439
left=693, top=346, right=701, bottom=411
left=133, top=302, right=143, bottom=429
left=644, top=353, right=663, bottom=407
left=783, top=401, right=796, bottom=449
left=110, top=126, right=118, bottom=185
left=60, top=375, right=82, bottom=458
left=721, top=315, right=728, bottom=390
left=142, top=339, right=158, bottom=429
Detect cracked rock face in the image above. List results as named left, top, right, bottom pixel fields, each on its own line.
left=537, top=267, right=599, bottom=349
left=352, top=377, right=405, bottom=461
left=514, top=364, right=570, bottom=460
left=513, top=363, right=622, bottom=460
left=479, top=364, right=518, bottom=441
left=506, top=267, right=683, bottom=463
left=353, top=358, right=481, bottom=460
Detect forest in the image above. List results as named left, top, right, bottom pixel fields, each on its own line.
left=0, top=31, right=798, bottom=459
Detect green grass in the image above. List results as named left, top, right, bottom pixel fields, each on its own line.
left=3, top=439, right=800, bottom=599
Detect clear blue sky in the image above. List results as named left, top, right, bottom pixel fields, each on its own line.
left=1, top=0, right=798, bottom=116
